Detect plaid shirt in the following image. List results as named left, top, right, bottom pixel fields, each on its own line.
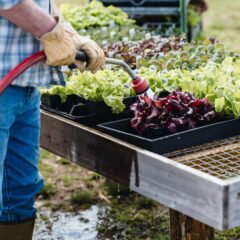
left=0, top=0, right=65, bottom=88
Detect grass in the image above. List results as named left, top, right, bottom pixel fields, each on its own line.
left=61, top=175, right=77, bottom=187
left=204, top=0, right=240, bottom=52
left=57, top=158, right=70, bottom=165
left=41, top=183, right=56, bottom=199
left=71, top=190, right=95, bottom=205
left=98, top=195, right=169, bottom=240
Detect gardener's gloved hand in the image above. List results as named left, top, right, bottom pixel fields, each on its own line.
left=40, top=17, right=105, bottom=73
left=61, top=21, right=105, bottom=73
left=40, top=16, right=76, bottom=66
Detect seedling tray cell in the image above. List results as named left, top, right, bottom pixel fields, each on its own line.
left=41, top=94, right=62, bottom=109
left=41, top=104, right=134, bottom=127
left=98, top=118, right=240, bottom=155
left=100, top=0, right=179, bottom=7
left=41, top=94, right=85, bottom=111
left=86, top=96, right=137, bottom=115
left=40, top=104, right=94, bottom=125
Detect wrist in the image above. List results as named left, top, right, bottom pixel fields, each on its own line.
left=35, top=16, right=57, bottom=39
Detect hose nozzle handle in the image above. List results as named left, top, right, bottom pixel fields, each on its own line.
left=68, top=51, right=89, bottom=70
left=75, top=51, right=89, bottom=62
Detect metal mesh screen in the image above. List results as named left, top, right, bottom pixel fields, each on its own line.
left=164, top=136, right=240, bottom=179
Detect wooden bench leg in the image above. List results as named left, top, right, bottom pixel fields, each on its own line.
left=169, top=209, right=214, bottom=240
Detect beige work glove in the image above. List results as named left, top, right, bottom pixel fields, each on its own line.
left=61, top=21, right=105, bottom=73
left=40, top=17, right=76, bottom=66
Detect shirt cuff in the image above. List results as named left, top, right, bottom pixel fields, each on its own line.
left=0, top=0, right=22, bottom=10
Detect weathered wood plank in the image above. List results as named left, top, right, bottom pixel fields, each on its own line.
left=170, top=209, right=214, bottom=240
left=40, top=111, right=229, bottom=230
left=130, top=151, right=225, bottom=230
left=227, top=177, right=240, bottom=229
left=41, top=111, right=138, bottom=186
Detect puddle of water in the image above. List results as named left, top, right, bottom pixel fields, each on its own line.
left=33, top=205, right=106, bottom=240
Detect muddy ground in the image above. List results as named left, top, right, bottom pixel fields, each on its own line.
left=35, top=150, right=240, bottom=240
left=35, top=150, right=170, bottom=240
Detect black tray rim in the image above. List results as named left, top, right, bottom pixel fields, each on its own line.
left=98, top=117, right=239, bottom=143
left=40, top=104, right=95, bottom=121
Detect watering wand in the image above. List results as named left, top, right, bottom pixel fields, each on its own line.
left=74, top=51, right=155, bottom=99
left=0, top=50, right=155, bottom=98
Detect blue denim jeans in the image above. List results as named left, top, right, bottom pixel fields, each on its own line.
left=0, top=85, right=44, bottom=222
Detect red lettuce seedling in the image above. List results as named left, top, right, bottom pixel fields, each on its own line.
left=104, top=36, right=186, bottom=67
left=130, top=90, right=216, bottom=135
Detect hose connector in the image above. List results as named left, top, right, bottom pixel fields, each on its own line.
left=132, top=76, right=150, bottom=95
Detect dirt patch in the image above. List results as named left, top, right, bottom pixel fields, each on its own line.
left=38, top=150, right=240, bottom=240
left=37, top=150, right=106, bottom=211
left=37, top=150, right=170, bottom=239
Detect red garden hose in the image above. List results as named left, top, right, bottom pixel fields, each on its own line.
left=0, top=51, right=46, bottom=94
left=0, top=51, right=154, bottom=98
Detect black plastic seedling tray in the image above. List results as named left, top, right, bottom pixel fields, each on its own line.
left=40, top=104, right=134, bottom=127
left=85, top=100, right=112, bottom=115
left=86, top=96, right=137, bottom=115
left=41, top=94, right=62, bottom=109
left=40, top=104, right=95, bottom=125
left=41, top=94, right=137, bottom=116
left=41, top=94, right=85, bottom=111
left=41, top=94, right=136, bottom=126
left=100, top=0, right=179, bottom=7
left=98, top=118, right=240, bottom=155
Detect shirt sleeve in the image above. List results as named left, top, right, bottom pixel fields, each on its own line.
left=0, top=0, right=22, bottom=10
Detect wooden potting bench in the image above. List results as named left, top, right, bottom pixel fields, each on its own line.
left=40, top=110, right=240, bottom=239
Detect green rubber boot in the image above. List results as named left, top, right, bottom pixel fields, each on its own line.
left=0, top=218, right=35, bottom=240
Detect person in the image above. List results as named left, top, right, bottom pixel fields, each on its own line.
left=0, top=0, right=105, bottom=239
